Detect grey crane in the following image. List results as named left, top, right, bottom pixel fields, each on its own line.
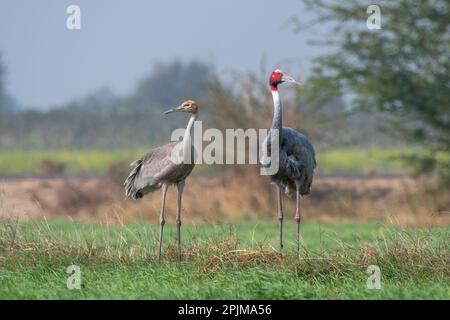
left=260, top=70, right=316, bottom=257
left=124, top=100, right=198, bottom=262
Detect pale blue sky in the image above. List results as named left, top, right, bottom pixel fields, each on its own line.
left=0, top=0, right=328, bottom=109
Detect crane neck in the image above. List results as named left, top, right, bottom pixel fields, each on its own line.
left=182, top=112, right=197, bottom=163
left=271, top=89, right=282, bottom=131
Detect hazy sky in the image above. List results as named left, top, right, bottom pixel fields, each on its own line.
left=0, top=0, right=327, bottom=109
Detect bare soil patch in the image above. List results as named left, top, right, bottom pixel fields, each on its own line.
left=0, top=171, right=448, bottom=227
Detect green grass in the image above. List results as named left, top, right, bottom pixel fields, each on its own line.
left=0, top=148, right=426, bottom=176
left=0, top=149, right=147, bottom=175
left=318, top=148, right=407, bottom=175
left=0, top=219, right=448, bottom=299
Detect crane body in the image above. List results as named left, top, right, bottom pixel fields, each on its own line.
left=260, top=70, right=316, bottom=257
left=124, top=100, right=198, bottom=262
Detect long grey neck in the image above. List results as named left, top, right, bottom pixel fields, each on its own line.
left=271, top=89, right=282, bottom=130
left=182, top=112, right=197, bottom=163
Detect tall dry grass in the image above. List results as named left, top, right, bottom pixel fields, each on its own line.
left=1, top=164, right=448, bottom=227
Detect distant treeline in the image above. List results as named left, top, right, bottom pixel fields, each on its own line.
left=0, top=61, right=212, bottom=149
left=0, top=58, right=399, bottom=150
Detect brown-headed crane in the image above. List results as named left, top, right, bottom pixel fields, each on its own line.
left=124, top=100, right=198, bottom=263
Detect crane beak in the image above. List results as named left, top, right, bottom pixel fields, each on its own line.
left=282, top=74, right=302, bottom=86
left=164, top=105, right=182, bottom=114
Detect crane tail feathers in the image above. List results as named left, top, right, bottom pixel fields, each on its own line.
left=124, top=159, right=144, bottom=200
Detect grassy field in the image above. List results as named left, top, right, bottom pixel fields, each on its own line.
left=0, top=219, right=448, bottom=299
left=0, top=148, right=423, bottom=176
left=0, top=149, right=146, bottom=176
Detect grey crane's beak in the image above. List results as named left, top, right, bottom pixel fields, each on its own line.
left=282, top=74, right=302, bottom=86
left=164, top=105, right=182, bottom=115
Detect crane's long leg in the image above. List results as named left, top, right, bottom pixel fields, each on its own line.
left=276, top=185, right=284, bottom=251
left=295, top=185, right=301, bottom=258
left=157, top=184, right=168, bottom=263
left=176, top=180, right=185, bottom=261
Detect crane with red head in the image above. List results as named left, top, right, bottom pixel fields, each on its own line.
left=261, top=69, right=316, bottom=257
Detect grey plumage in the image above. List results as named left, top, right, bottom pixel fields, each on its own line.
left=124, top=142, right=194, bottom=200
left=261, top=127, right=316, bottom=197
left=124, top=99, right=198, bottom=263
left=262, top=69, right=317, bottom=257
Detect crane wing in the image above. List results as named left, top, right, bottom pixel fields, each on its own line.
left=124, top=142, right=180, bottom=199
left=261, top=127, right=316, bottom=195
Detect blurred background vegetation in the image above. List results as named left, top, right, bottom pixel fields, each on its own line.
left=0, top=0, right=448, bottom=223
left=300, top=0, right=450, bottom=187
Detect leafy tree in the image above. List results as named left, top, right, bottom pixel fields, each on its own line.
left=298, top=0, right=450, bottom=184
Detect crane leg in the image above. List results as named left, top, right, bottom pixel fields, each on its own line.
left=276, top=185, right=284, bottom=251
left=295, top=185, right=301, bottom=258
left=157, top=184, right=168, bottom=263
left=176, top=180, right=185, bottom=262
